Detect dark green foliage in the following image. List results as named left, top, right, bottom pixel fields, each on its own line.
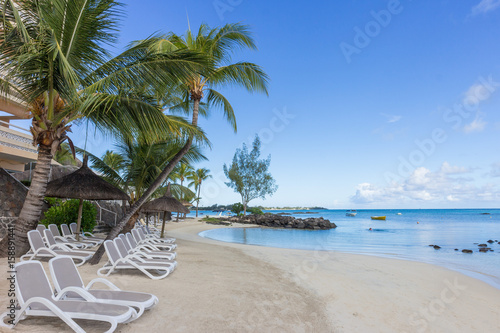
left=247, top=206, right=264, bottom=215
left=223, top=135, right=278, bottom=213
left=231, top=202, right=244, bottom=215
left=41, top=199, right=97, bottom=232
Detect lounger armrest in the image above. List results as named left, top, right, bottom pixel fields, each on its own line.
left=85, top=278, right=121, bottom=291
left=83, top=231, right=95, bottom=237
left=48, top=243, right=72, bottom=252
left=55, top=287, right=97, bottom=302
left=123, top=254, right=147, bottom=262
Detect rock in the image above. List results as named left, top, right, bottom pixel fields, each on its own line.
left=462, top=249, right=473, bottom=253
left=428, top=245, right=435, bottom=247
left=487, top=240, right=494, bottom=243
left=479, top=248, right=489, bottom=253
left=433, top=245, right=441, bottom=249
left=478, top=244, right=488, bottom=247
left=234, top=213, right=336, bottom=230
left=454, top=249, right=459, bottom=251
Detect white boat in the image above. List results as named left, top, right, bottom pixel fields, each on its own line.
left=397, top=213, right=402, bottom=215
left=346, top=210, right=357, bottom=217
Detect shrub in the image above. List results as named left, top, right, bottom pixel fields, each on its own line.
left=247, top=206, right=264, bottom=215
left=230, top=202, right=244, bottom=215
left=41, top=199, right=97, bottom=233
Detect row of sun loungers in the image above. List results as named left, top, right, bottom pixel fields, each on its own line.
left=1, top=222, right=178, bottom=332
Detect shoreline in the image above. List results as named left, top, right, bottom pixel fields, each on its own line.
left=168, top=220, right=500, bottom=332
left=0, top=220, right=498, bottom=332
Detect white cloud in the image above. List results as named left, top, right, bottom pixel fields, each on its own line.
left=463, top=83, right=491, bottom=105
left=471, top=0, right=500, bottom=15
left=440, top=162, right=470, bottom=174
left=381, top=113, right=402, bottom=123
left=463, top=113, right=486, bottom=133
left=486, top=163, right=500, bottom=177
left=351, top=162, right=496, bottom=204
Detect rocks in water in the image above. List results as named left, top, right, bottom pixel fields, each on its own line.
left=479, top=248, right=491, bottom=253
left=487, top=240, right=494, bottom=243
left=454, top=249, right=459, bottom=251
left=478, top=244, right=488, bottom=247
left=462, top=249, right=473, bottom=253
left=428, top=245, right=435, bottom=247
left=229, top=213, right=336, bottom=230
left=433, top=245, right=441, bottom=249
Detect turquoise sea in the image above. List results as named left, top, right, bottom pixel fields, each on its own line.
left=196, top=209, right=500, bottom=289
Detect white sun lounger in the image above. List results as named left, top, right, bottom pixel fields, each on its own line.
left=69, top=222, right=104, bottom=244
left=141, top=226, right=176, bottom=243
left=132, top=229, right=177, bottom=251
left=114, top=238, right=177, bottom=268
left=97, top=240, right=175, bottom=280
left=49, top=256, right=158, bottom=318
left=20, top=230, right=92, bottom=266
left=48, top=224, right=94, bottom=249
left=123, top=233, right=176, bottom=260
left=61, top=224, right=101, bottom=246
left=0, top=260, right=136, bottom=333
left=44, top=229, right=95, bottom=255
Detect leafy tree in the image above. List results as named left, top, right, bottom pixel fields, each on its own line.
left=223, top=136, right=277, bottom=215
left=87, top=23, right=269, bottom=264
left=188, top=168, right=212, bottom=217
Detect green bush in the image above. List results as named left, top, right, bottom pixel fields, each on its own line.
left=247, top=206, right=264, bottom=215
left=41, top=199, right=97, bottom=233
left=230, top=202, right=244, bottom=215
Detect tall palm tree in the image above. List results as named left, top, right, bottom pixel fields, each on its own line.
left=89, top=22, right=269, bottom=264
left=101, top=150, right=126, bottom=173
left=188, top=168, right=212, bottom=217
left=0, top=0, right=205, bottom=256
left=171, top=163, right=193, bottom=218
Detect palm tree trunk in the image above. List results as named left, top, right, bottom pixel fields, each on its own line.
left=88, top=98, right=202, bottom=264
left=121, top=212, right=140, bottom=235
left=176, top=179, right=183, bottom=221
left=0, top=146, right=53, bottom=257
left=196, top=184, right=201, bottom=217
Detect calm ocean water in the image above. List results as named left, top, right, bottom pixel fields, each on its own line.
left=196, top=209, right=500, bottom=289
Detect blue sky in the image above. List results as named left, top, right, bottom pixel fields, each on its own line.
left=8, top=0, right=500, bottom=209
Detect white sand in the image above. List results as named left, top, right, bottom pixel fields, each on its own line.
left=1, top=220, right=499, bottom=332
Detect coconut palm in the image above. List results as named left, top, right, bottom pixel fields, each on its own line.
left=0, top=0, right=206, bottom=256
left=171, top=163, right=194, bottom=218
left=89, top=22, right=269, bottom=264
left=188, top=168, right=212, bottom=217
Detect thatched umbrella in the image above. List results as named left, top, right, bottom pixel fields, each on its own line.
left=45, top=156, right=129, bottom=240
left=141, top=183, right=189, bottom=237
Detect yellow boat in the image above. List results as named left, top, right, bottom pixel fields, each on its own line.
left=371, top=216, right=386, bottom=220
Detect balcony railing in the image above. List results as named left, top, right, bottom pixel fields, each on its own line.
left=0, top=120, right=37, bottom=154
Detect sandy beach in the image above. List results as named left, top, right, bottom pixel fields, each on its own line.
left=1, top=219, right=499, bottom=332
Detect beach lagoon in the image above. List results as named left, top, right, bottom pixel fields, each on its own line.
left=199, top=209, right=500, bottom=288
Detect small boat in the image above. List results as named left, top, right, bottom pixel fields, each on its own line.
left=397, top=213, right=402, bottom=215
left=371, top=216, right=386, bottom=220
left=346, top=210, right=357, bottom=217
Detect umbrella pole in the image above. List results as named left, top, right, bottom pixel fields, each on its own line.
left=76, top=198, right=84, bottom=241
left=146, top=213, right=149, bottom=227
left=160, top=211, right=167, bottom=238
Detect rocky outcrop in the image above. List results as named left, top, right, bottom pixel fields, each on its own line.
left=227, top=213, right=336, bottom=230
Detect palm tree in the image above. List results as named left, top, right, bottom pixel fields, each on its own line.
left=89, top=22, right=269, bottom=264
left=0, top=0, right=205, bottom=256
left=53, top=142, right=79, bottom=166
left=171, top=163, right=193, bottom=219
left=188, top=168, right=212, bottom=217
left=78, top=135, right=204, bottom=232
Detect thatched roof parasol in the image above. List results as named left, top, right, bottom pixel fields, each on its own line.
left=45, top=155, right=129, bottom=239
left=141, top=183, right=189, bottom=237
left=141, top=184, right=190, bottom=214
